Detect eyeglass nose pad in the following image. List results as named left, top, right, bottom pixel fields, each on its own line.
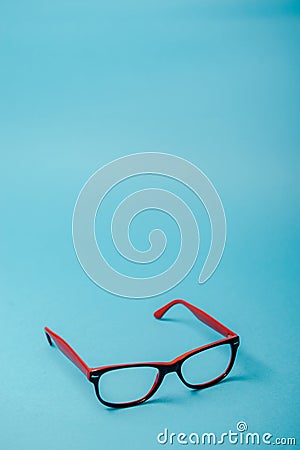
left=154, top=372, right=160, bottom=384
left=151, top=371, right=163, bottom=391
left=174, top=364, right=188, bottom=386
left=147, top=370, right=163, bottom=399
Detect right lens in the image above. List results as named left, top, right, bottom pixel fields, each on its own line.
left=98, top=366, right=159, bottom=405
left=181, top=343, right=232, bottom=386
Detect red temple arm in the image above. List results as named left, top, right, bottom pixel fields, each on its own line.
left=44, top=327, right=91, bottom=379
left=154, top=299, right=236, bottom=337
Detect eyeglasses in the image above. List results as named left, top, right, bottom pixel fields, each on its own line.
left=44, top=299, right=240, bottom=408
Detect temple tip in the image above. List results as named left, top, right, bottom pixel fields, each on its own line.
left=44, top=328, right=53, bottom=346
left=154, top=310, right=162, bottom=319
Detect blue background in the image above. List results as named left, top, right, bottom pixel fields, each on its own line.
left=1, top=0, right=299, bottom=448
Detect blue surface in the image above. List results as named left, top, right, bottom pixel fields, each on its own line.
left=1, top=1, right=299, bottom=449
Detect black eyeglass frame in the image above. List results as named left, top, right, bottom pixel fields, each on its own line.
left=45, top=299, right=240, bottom=408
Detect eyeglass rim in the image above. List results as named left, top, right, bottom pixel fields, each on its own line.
left=90, top=336, right=239, bottom=408
left=44, top=299, right=240, bottom=409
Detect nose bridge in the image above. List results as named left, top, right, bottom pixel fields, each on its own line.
left=165, top=359, right=181, bottom=374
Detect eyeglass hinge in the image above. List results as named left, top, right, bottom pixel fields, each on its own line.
left=89, top=374, right=99, bottom=382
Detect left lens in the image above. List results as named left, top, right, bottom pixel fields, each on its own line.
left=98, top=366, right=159, bottom=405
left=181, top=343, right=232, bottom=386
